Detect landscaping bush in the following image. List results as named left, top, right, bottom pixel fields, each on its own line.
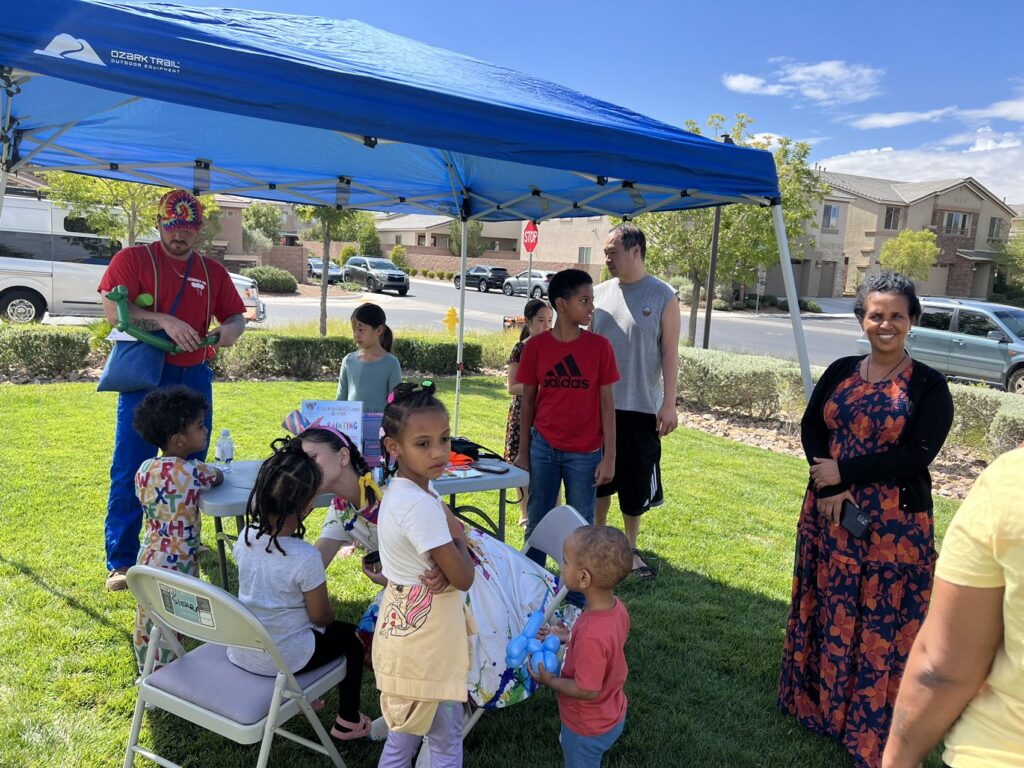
left=677, top=347, right=804, bottom=420
left=0, top=325, right=91, bottom=377
left=989, top=395, right=1024, bottom=456
left=711, top=299, right=732, bottom=311
left=446, top=271, right=455, bottom=280
left=340, top=245, right=358, bottom=263
left=339, top=281, right=364, bottom=292
left=389, top=245, right=409, bottom=272
left=762, top=294, right=778, bottom=307
left=240, top=265, right=297, bottom=293
left=212, top=331, right=482, bottom=379
left=667, top=275, right=693, bottom=299
left=804, top=300, right=822, bottom=313
left=394, top=335, right=482, bottom=374
left=948, top=383, right=1008, bottom=450
left=409, top=268, right=419, bottom=277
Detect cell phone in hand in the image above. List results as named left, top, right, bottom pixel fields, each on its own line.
left=840, top=500, right=870, bottom=539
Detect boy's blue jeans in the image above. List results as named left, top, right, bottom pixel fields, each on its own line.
left=105, top=362, right=213, bottom=571
left=524, top=429, right=601, bottom=604
left=560, top=717, right=625, bottom=768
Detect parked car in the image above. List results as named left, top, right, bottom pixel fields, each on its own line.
left=855, top=297, right=1024, bottom=393
left=453, top=265, right=510, bottom=292
left=342, top=256, right=409, bottom=295
left=0, top=193, right=266, bottom=323
left=502, top=269, right=554, bottom=298
left=307, top=257, right=343, bottom=284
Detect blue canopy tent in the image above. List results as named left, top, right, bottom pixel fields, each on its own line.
left=0, top=0, right=813, bottom=427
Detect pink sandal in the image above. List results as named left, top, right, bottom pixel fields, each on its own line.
left=330, top=713, right=372, bottom=741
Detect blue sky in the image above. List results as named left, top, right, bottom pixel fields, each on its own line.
left=200, top=0, right=1024, bottom=203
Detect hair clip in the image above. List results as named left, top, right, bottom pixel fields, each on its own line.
left=386, top=390, right=397, bottom=404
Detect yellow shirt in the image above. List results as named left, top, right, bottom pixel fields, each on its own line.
left=938, top=448, right=1024, bottom=768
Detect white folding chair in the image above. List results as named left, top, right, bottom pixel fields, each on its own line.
left=525, top=503, right=588, bottom=621
left=124, top=565, right=347, bottom=768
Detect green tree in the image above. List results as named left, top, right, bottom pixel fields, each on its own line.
left=448, top=219, right=486, bottom=259
left=879, top=229, right=940, bottom=281
left=41, top=172, right=167, bottom=246
left=242, top=202, right=282, bottom=244
left=997, top=236, right=1024, bottom=288
left=633, top=114, right=826, bottom=343
left=296, top=205, right=365, bottom=335
left=358, top=222, right=381, bottom=257
left=340, top=244, right=359, bottom=263
left=389, top=244, right=410, bottom=272
left=242, top=225, right=271, bottom=257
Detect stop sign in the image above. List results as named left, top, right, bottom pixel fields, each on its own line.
left=522, top=221, right=539, bottom=253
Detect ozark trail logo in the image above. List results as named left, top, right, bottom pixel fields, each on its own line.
left=34, top=34, right=106, bottom=66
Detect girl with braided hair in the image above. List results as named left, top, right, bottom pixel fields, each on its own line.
left=227, top=437, right=372, bottom=743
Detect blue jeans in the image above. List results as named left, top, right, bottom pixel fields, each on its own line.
left=560, top=717, right=625, bottom=768
left=524, top=428, right=601, bottom=595
left=105, top=362, right=213, bottom=571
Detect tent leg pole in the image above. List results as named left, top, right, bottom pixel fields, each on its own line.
left=772, top=204, right=813, bottom=399
left=701, top=205, right=721, bottom=349
left=454, top=219, right=469, bottom=435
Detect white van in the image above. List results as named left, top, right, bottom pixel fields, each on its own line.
left=0, top=192, right=265, bottom=323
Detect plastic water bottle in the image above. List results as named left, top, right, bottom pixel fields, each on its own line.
left=214, top=429, right=234, bottom=472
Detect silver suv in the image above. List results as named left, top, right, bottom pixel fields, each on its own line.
left=856, top=298, right=1024, bottom=393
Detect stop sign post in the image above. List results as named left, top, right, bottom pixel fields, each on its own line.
left=523, top=221, right=539, bottom=298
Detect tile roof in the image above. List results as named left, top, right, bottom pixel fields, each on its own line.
left=374, top=213, right=451, bottom=230
left=818, top=171, right=966, bottom=205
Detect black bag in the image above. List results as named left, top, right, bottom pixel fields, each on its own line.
left=840, top=499, right=871, bottom=539
left=450, top=436, right=502, bottom=462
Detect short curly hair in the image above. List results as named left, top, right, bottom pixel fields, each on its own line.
left=854, top=271, right=921, bottom=322
left=133, top=386, right=209, bottom=450
left=568, top=525, right=633, bottom=588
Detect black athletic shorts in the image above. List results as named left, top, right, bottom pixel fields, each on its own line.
left=596, top=409, right=663, bottom=517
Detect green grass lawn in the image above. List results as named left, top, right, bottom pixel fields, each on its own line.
left=0, top=377, right=955, bottom=768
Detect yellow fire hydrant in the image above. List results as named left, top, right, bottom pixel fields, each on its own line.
left=443, top=306, right=459, bottom=333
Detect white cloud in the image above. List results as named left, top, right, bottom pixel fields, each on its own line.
left=816, top=143, right=1024, bottom=203
left=722, top=59, right=884, bottom=106
left=961, top=95, right=1024, bottom=123
left=850, top=107, right=956, bottom=129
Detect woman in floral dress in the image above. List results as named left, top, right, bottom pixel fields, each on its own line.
left=778, top=272, right=953, bottom=768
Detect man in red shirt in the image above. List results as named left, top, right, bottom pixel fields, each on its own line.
left=98, top=189, right=246, bottom=591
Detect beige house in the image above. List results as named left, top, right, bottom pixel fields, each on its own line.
left=763, top=190, right=852, bottom=298
left=210, top=194, right=301, bottom=265
left=375, top=213, right=520, bottom=253
left=817, top=171, right=1015, bottom=298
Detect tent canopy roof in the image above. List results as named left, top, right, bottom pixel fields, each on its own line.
left=0, top=0, right=779, bottom=222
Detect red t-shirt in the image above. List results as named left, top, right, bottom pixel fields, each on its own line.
left=558, top=598, right=630, bottom=736
left=516, top=330, right=619, bottom=453
left=98, top=243, right=245, bottom=367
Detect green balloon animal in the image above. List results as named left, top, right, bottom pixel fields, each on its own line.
left=105, top=285, right=219, bottom=353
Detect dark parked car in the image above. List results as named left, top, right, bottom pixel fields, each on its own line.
left=307, top=257, right=343, bottom=283
left=855, top=297, right=1024, bottom=393
left=453, top=265, right=510, bottom=292
left=503, top=269, right=554, bottom=298
left=343, top=256, right=410, bottom=295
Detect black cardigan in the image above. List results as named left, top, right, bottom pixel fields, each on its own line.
left=800, top=355, right=954, bottom=513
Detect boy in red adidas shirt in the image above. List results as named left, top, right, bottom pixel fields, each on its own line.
left=515, top=269, right=618, bottom=579
left=530, top=525, right=633, bottom=767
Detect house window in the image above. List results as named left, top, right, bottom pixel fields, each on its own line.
left=884, top=207, right=901, bottom=231
left=417, top=235, right=426, bottom=246
left=395, top=234, right=402, bottom=245
left=225, top=210, right=234, bottom=218
left=943, top=212, right=970, bottom=236
left=821, top=205, right=840, bottom=232
left=578, top=246, right=592, bottom=264
left=491, top=240, right=501, bottom=251
left=988, top=217, right=1005, bottom=240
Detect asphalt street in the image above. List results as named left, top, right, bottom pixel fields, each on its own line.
left=261, top=278, right=864, bottom=367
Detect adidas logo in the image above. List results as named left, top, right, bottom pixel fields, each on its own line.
left=543, top=354, right=590, bottom=389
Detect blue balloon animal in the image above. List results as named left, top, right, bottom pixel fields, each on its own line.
left=505, top=609, right=561, bottom=676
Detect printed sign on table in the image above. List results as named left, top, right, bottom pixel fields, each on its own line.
left=301, top=400, right=363, bottom=447
left=362, top=412, right=383, bottom=468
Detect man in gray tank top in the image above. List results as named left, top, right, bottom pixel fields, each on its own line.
left=590, top=223, right=680, bottom=582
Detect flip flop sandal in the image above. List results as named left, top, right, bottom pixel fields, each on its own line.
left=631, top=548, right=656, bottom=583
left=310, top=698, right=325, bottom=713
left=331, top=712, right=372, bottom=741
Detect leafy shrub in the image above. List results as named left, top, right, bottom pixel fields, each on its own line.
left=425, top=271, right=435, bottom=279
left=677, top=347, right=804, bottom=420
left=409, top=268, right=419, bottom=277
left=394, top=336, right=482, bottom=374
left=948, top=383, right=1008, bottom=450
left=86, top=319, right=115, bottom=360
left=711, top=299, right=732, bottom=311
left=989, top=396, right=1024, bottom=456
left=339, top=282, right=364, bottom=292
left=212, top=331, right=481, bottom=379
left=390, top=245, right=409, bottom=272
left=805, top=300, right=822, bottom=313
left=0, top=325, right=91, bottom=377
left=762, top=294, right=778, bottom=307
left=667, top=275, right=693, bottom=298
left=341, top=245, right=358, bottom=263
left=241, top=266, right=297, bottom=293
